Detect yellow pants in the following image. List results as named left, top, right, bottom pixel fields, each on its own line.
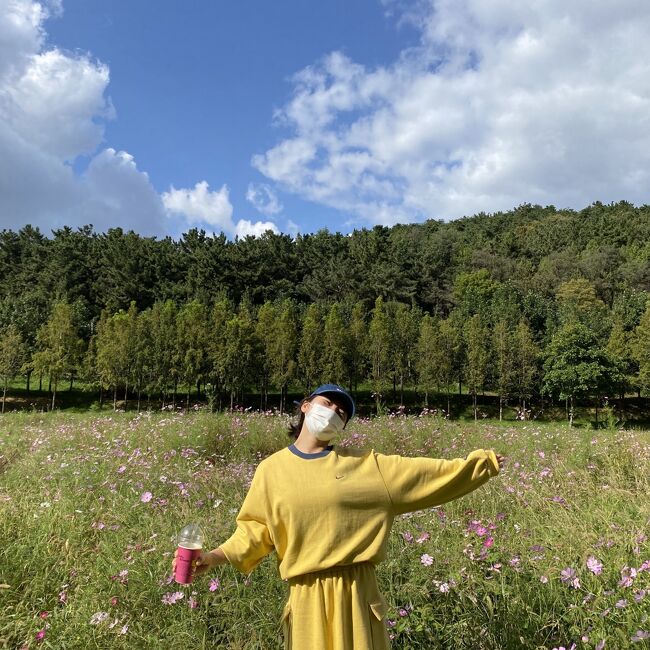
left=283, top=563, right=390, bottom=650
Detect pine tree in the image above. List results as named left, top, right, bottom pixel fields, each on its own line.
left=347, top=302, right=367, bottom=392
left=606, top=316, right=633, bottom=401
left=268, top=299, right=298, bottom=413
left=254, top=301, right=277, bottom=410
left=465, top=314, right=489, bottom=421
left=415, top=314, right=438, bottom=407
left=207, top=297, right=232, bottom=410
left=148, top=301, right=178, bottom=408
left=322, top=303, right=346, bottom=385
left=391, top=302, right=421, bottom=406
left=492, top=319, right=514, bottom=420
left=222, top=302, right=256, bottom=409
left=298, top=303, right=323, bottom=391
left=435, top=318, right=460, bottom=417
left=513, top=319, right=539, bottom=419
left=31, top=301, right=84, bottom=410
left=367, top=297, right=391, bottom=413
left=177, top=300, right=210, bottom=408
left=0, top=325, right=25, bottom=413
left=631, top=302, right=650, bottom=396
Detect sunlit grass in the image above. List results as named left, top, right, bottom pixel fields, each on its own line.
left=1, top=411, right=648, bottom=649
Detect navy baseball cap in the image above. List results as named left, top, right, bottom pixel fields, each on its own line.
left=308, top=383, right=356, bottom=422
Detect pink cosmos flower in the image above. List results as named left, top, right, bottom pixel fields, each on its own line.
left=631, top=630, right=650, bottom=642
left=439, top=583, right=450, bottom=593
left=162, top=591, right=184, bottom=605
left=39, top=611, right=49, bottom=619
left=483, top=536, right=494, bottom=549
left=89, top=611, right=109, bottom=625
left=540, top=575, right=549, bottom=583
left=416, top=532, right=430, bottom=544
left=615, top=599, right=627, bottom=608
left=560, top=567, right=580, bottom=589
left=402, top=532, right=414, bottom=543
left=140, top=491, right=153, bottom=503
left=35, top=630, right=46, bottom=643
left=619, top=566, right=636, bottom=588
left=420, top=553, right=434, bottom=566
left=587, top=556, right=603, bottom=575
left=209, top=578, right=220, bottom=592
left=188, top=597, right=198, bottom=609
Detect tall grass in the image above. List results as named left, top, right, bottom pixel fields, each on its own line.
left=1, top=411, right=648, bottom=649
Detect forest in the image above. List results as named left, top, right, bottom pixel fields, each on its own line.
left=1, top=200, right=650, bottom=423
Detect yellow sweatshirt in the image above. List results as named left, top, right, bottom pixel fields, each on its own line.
left=219, top=445, right=499, bottom=581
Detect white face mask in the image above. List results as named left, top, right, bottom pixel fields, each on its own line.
left=304, top=403, right=345, bottom=441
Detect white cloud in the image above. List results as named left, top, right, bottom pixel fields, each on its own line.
left=254, top=0, right=650, bottom=226
left=234, top=219, right=279, bottom=239
left=5, top=48, right=114, bottom=160
left=163, top=180, right=278, bottom=238
left=246, top=182, right=283, bottom=215
left=0, top=0, right=276, bottom=240
left=162, top=181, right=233, bottom=228
left=0, top=0, right=169, bottom=236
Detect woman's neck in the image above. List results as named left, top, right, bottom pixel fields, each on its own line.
left=293, top=429, right=331, bottom=454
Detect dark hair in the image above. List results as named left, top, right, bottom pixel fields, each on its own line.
left=288, top=397, right=311, bottom=439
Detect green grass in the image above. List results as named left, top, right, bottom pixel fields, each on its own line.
left=1, top=412, right=649, bottom=649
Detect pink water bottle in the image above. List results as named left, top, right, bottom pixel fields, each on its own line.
left=175, top=523, right=204, bottom=584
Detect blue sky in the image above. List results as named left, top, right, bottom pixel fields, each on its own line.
left=2, top=0, right=650, bottom=239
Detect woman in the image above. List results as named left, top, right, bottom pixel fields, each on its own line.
left=174, top=383, right=504, bottom=649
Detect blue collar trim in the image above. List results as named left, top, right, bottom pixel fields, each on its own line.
left=288, top=444, right=333, bottom=459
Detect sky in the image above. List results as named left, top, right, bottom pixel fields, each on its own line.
left=2, top=0, right=650, bottom=240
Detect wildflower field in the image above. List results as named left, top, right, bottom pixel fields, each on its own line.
left=1, top=411, right=649, bottom=650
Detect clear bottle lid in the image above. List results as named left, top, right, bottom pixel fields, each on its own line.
left=177, top=523, right=203, bottom=546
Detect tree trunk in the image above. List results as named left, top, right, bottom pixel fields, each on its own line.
left=473, top=393, right=477, bottom=421
left=51, top=378, right=57, bottom=411
left=48, top=376, right=52, bottom=393
left=424, top=390, right=428, bottom=407
left=569, top=395, right=574, bottom=427
left=400, top=372, right=404, bottom=407
left=230, top=390, right=234, bottom=411
left=124, top=382, right=128, bottom=411
left=2, top=379, right=7, bottom=413
left=113, top=387, right=117, bottom=411
left=447, top=393, right=451, bottom=419
left=137, top=388, right=142, bottom=412
left=69, top=372, right=74, bottom=391
left=595, top=395, right=599, bottom=429
left=499, top=395, right=502, bottom=421
left=186, top=389, right=190, bottom=410
left=26, top=369, right=31, bottom=392
left=172, top=379, right=177, bottom=409
left=99, top=386, right=103, bottom=409
left=39, top=372, right=42, bottom=392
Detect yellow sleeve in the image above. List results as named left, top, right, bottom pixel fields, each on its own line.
left=374, top=449, right=499, bottom=515
left=218, top=466, right=274, bottom=574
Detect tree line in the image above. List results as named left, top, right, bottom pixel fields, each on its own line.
left=1, top=290, right=649, bottom=424
left=1, top=200, right=650, bottom=421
